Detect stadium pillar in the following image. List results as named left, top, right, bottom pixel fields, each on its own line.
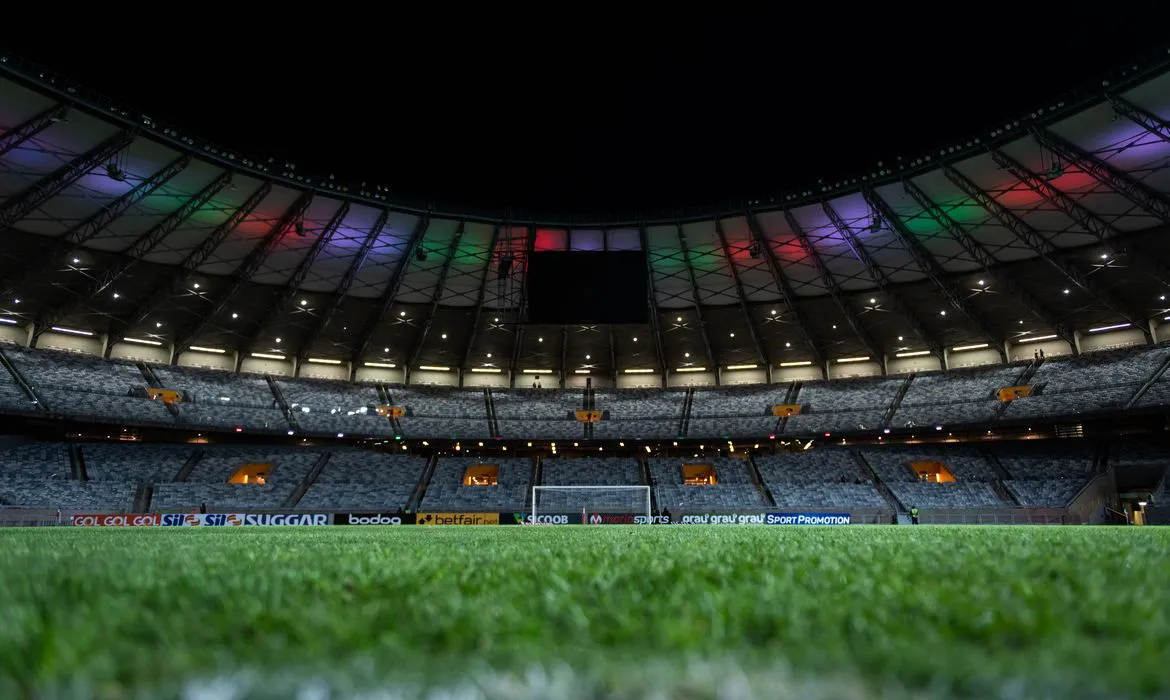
left=290, top=355, right=299, bottom=378
left=941, top=348, right=951, bottom=371
left=1073, top=331, right=1084, bottom=356
left=232, top=350, right=242, bottom=373
left=24, top=323, right=33, bottom=348
left=457, top=367, right=463, bottom=387
left=346, top=361, right=355, bottom=382
left=98, top=333, right=109, bottom=359
left=166, top=342, right=175, bottom=366
left=1151, top=320, right=1160, bottom=344
left=765, top=364, right=773, bottom=385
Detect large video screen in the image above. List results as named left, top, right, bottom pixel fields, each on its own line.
left=526, top=251, right=648, bottom=324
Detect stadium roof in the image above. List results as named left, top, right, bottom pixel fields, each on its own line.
left=2, top=49, right=1170, bottom=379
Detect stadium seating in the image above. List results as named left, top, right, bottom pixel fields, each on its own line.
left=754, top=450, right=888, bottom=509
left=81, top=442, right=196, bottom=483
left=151, top=448, right=319, bottom=511
left=991, top=442, right=1095, bottom=507
left=537, top=457, right=646, bottom=511
left=649, top=456, right=768, bottom=511
left=419, top=456, right=533, bottom=512
left=296, top=452, right=424, bottom=511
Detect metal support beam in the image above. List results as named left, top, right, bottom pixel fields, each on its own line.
left=784, top=210, right=885, bottom=362
left=0, top=104, right=68, bottom=159
left=675, top=224, right=717, bottom=380
left=1108, top=93, right=1170, bottom=145
left=902, top=178, right=1073, bottom=347
left=637, top=227, right=668, bottom=384
left=0, top=154, right=191, bottom=298
left=460, top=225, right=502, bottom=370
left=560, top=324, right=568, bottom=389
left=944, top=163, right=1152, bottom=341
left=1031, top=126, right=1170, bottom=223
left=33, top=170, right=232, bottom=339
left=296, top=209, right=390, bottom=365
left=508, top=227, right=538, bottom=381
left=713, top=219, right=769, bottom=367
left=608, top=324, right=618, bottom=385
left=111, top=181, right=272, bottom=342
left=407, top=222, right=466, bottom=370
left=863, top=186, right=1003, bottom=355
left=744, top=209, right=825, bottom=365
left=822, top=201, right=943, bottom=359
left=173, top=192, right=314, bottom=353
left=0, top=131, right=133, bottom=230
left=351, top=215, right=431, bottom=364
left=241, top=202, right=351, bottom=354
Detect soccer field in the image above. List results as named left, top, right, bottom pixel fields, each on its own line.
left=1, top=526, right=1168, bottom=699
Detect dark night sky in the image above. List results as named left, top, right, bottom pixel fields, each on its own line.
left=6, top=14, right=1168, bottom=216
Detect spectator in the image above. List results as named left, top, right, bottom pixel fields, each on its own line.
left=910, top=505, right=920, bottom=525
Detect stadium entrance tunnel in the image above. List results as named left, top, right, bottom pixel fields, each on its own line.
left=909, top=460, right=954, bottom=483
left=682, top=463, right=717, bottom=485
left=463, top=464, right=499, bottom=486
left=228, top=463, right=271, bottom=485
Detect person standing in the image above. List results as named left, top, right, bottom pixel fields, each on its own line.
left=910, top=506, right=920, bottom=525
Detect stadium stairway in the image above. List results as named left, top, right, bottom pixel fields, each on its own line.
left=981, top=449, right=1023, bottom=506
left=639, top=456, right=660, bottom=515
left=853, top=451, right=905, bottom=514
left=1126, top=353, right=1170, bottom=409
left=406, top=454, right=440, bottom=512
left=137, top=362, right=181, bottom=421
left=0, top=344, right=44, bottom=409
left=778, top=382, right=800, bottom=435
left=173, top=449, right=205, bottom=482
left=483, top=388, right=499, bottom=437
left=745, top=454, right=777, bottom=507
left=376, top=383, right=391, bottom=405
left=265, top=376, right=299, bottom=432
left=678, top=388, right=695, bottom=437
left=283, top=451, right=332, bottom=508
left=882, top=373, right=916, bottom=428
left=68, top=444, right=87, bottom=481
left=132, top=483, right=153, bottom=514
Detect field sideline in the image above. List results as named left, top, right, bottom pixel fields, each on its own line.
left=1, top=525, right=1168, bottom=699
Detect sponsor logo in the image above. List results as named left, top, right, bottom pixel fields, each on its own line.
left=342, top=514, right=404, bottom=525
left=516, top=513, right=569, bottom=525
left=587, top=513, right=671, bottom=525
left=159, top=513, right=244, bottom=527
left=243, top=514, right=330, bottom=526
left=71, top=514, right=160, bottom=527
left=679, top=513, right=768, bottom=525
left=416, top=513, right=499, bottom=526
left=765, top=513, right=852, bottom=525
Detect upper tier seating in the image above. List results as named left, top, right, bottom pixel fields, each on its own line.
left=690, top=385, right=788, bottom=417
left=1005, top=345, right=1170, bottom=419
left=6, top=346, right=144, bottom=396
left=155, top=366, right=275, bottom=408
left=596, top=389, right=686, bottom=420
left=419, top=456, right=533, bottom=512
left=493, top=389, right=580, bottom=419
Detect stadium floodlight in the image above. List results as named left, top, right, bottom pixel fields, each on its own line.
left=122, top=338, right=162, bottom=346
left=190, top=345, right=225, bottom=354
left=676, top=367, right=706, bottom=373
left=836, top=356, right=870, bottom=363
left=531, top=485, right=652, bottom=525
left=779, top=361, right=813, bottom=367
left=0, top=318, right=16, bottom=324
left=252, top=352, right=285, bottom=360
left=1088, top=323, right=1131, bottom=333
left=895, top=350, right=930, bottom=358
left=952, top=343, right=989, bottom=352
left=726, top=364, right=758, bottom=370
left=364, top=362, right=396, bottom=368
left=1016, top=335, right=1059, bottom=344
left=50, top=326, right=94, bottom=336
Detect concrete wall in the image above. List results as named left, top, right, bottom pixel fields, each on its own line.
left=410, top=369, right=457, bottom=386
left=463, top=371, right=509, bottom=388
left=1079, top=327, right=1146, bottom=353
left=617, top=373, right=661, bottom=389
left=666, top=371, right=716, bottom=387
left=828, top=360, right=882, bottom=379
left=109, top=342, right=169, bottom=365
left=241, top=356, right=293, bottom=377
left=355, top=365, right=403, bottom=384
left=722, top=368, right=768, bottom=385
left=888, top=355, right=943, bottom=375
left=775, top=364, right=823, bottom=382
left=0, top=323, right=28, bottom=346
left=298, top=362, right=348, bottom=381
left=178, top=349, right=234, bottom=371
left=947, top=347, right=1001, bottom=370
left=35, top=330, right=101, bottom=355
left=1008, top=338, right=1073, bottom=363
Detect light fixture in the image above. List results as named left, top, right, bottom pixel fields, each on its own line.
left=726, top=364, right=758, bottom=370
left=72, top=257, right=79, bottom=264
left=400, top=311, right=406, bottom=316
left=939, top=310, right=947, bottom=316
left=384, top=347, right=390, bottom=353
left=729, top=332, right=735, bottom=338
left=978, top=279, right=985, bottom=286
left=779, top=361, right=813, bottom=367
left=684, top=352, right=690, bottom=358
left=190, top=345, right=226, bottom=354
left=307, top=358, right=342, bottom=365
left=231, top=312, right=239, bottom=319
left=441, top=333, right=447, bottom=339
left=123, top=338, right=162, bottom=346
left=785, top=342, right=791, bottom=347
left=1063, top=289, right=1070, bottom=294
left=584, top=354, right=590, bottom=359
left=363, top=362, right=396, bottom=368
left=300, top=300, right=308, bottom=306
left=522, top=369, right=553, bottom=374
left=952, top=343, right=989, bottom=352
left=0, top=318, right=17, bottom=325
left=898, top=336, right=903, bottom=341
left=1016, top=334, right=1058, bottom=344
left=471, top=367, right=502, bottom=373
left=193, top=283, right=200, bottom=289
left=1088, top=323, right=1131, bottom=333
left=494, top=317, right=499, bottom=322
left=624, top=368, right=655, bottom=374
left=836, top=356, right=870, bottom=363
left=677, top=316, right=682, bottom=322
left=869, top=298, right=876, bottom=304
left=419, top=365, right=450, bottom=371
left=895, top=350, right=931, bottom=358
left=770, top=309, right=776, bottom=315
left=676, top=367, right=706, bottom=373
left=574, top=369, right=591, bottom=374
left=486, top=353, right=492, bottom=358
left=50, top=326, right=94, bottom=337
left=633, top=337, right=638, bottom=342
left=275, top=337, right=282, bottom=343
left=155, top=322, right=162, bottom=328
left=112, top=292, right=119, bottom=299
left=251, top=352, right=286, bottom=360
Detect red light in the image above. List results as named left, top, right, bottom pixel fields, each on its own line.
left=824, top=432, right=831, bottom=437
left=768, top=434, right=776, bottom=440
left=234, top=427, right=243, bottom=433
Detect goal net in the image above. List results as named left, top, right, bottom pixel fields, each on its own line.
left=531, top=485, right=652, bottom=524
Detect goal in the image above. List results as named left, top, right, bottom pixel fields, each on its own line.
left=531, top=485, right=652, bottom=524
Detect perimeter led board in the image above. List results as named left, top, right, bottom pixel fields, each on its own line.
left=526, top=251, right=648, bottom=324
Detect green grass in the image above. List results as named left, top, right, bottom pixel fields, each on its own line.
left=1, top=526, right=1168, bottom=699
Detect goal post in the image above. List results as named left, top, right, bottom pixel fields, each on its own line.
left=531, top=485, right=652, bottom=524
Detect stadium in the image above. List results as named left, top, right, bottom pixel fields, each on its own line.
left=2, top=28, right=1170, bottom=699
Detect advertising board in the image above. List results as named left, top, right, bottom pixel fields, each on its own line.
left=71, top=514, right=160, bottom=527
left=416, top=513, right=500, bottom=526
left=335, top=513, right=414, bottom=525
left=765, top=513, right=852, bottom=525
